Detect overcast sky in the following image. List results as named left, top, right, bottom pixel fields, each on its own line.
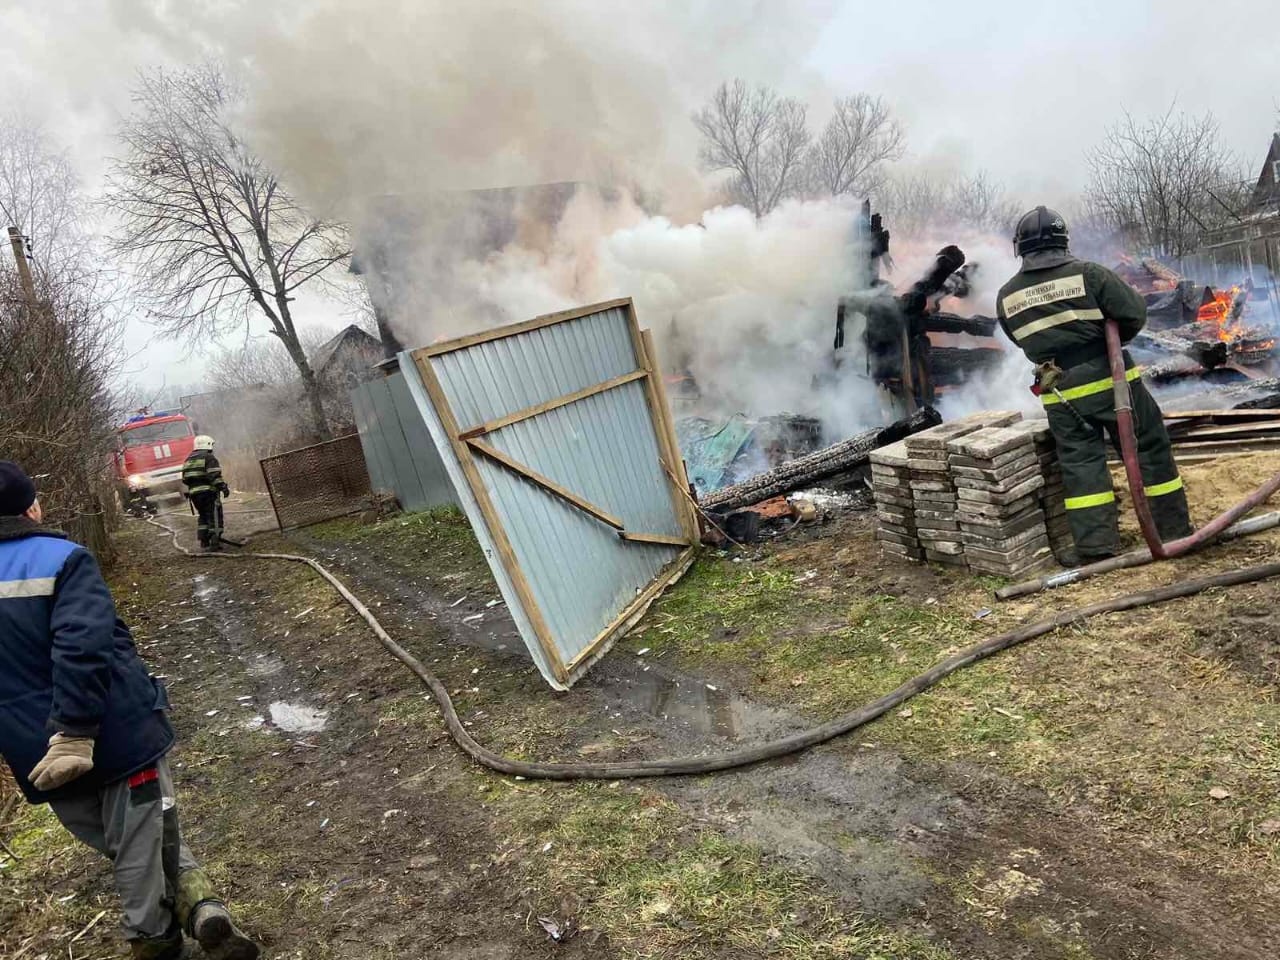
left=1, top=0, right=1275, bottom=391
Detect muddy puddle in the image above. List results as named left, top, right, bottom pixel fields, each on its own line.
left=190, top=571, right=330, bottom=737
left=589, top=660, right=801, bottom=742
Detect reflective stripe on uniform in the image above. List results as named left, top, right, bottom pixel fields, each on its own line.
left=0, top=577, right=56, bottom=599
left=1002, top=274, right=1087, bottom=317
left=1011, top=307, right=1104, bottom=342
left=1064, top=491, right=1116, bottom=510
left=1145, top=476, right=1184, bottom=498
left=1042, top=365, right=1141, bottom=405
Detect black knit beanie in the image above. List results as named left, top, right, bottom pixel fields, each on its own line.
left=0, top=461, right=37, bottom=516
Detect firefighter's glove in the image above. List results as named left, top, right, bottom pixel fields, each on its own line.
left=220, top=487, right=230, bottom=499
left=936, top=245, right=966, bottom=275
left=30, top=733, right=95, bottom=791
left=1035, top=360, right=1065, bottom=394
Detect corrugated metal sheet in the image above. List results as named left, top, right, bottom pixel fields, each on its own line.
left=350, top=371, right=457, bottom=512
left=400, top=300, right=696, bottom=689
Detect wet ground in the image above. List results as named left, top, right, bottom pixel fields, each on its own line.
left=4, top=490, right=1279, bottom=958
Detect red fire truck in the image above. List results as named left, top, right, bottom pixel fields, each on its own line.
left=113, top=410, right=197, bottom=511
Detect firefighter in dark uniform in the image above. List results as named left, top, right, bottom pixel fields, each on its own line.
left=181, top=436, right=229, bottom=552
left=996, top=207, right=1192, bottom=564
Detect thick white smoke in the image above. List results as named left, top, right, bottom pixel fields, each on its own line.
left=73, top=0, right=1035, bottom=438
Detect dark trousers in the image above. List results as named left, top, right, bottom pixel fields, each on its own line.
left=1045, top=359, right=1192, bottom=557
left=190, top=492, right=222, bottom=548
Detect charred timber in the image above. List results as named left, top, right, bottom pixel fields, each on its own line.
left=1135, top=329, right=1228, bottom=369
left=928, top=346, right=1005, bottom=385
left=701, top=407, right=942, bottom=512
left=920, top=312, right=999, bottom=337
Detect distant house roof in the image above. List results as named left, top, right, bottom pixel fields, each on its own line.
left=310, top=325, right=381, bottom=376
left=1251, top=133, right=1280, bottom=210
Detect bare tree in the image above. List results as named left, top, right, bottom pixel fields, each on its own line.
left=807, top=94, right=905, bottom=199
left=944, top=170, right=1021, bottom=232
left=209, top=325, right=346, bottom=391
left=881, top=170, right=1020, bottom=234
left=0, top=113, right=122, bottom=524
left=693, top=80, right=811, bottom=217
left=0, top=110, right=93, bottom=284
left=105, top=63, right=349, bottom=439
left=1085, top=106, right=1244, bottom=259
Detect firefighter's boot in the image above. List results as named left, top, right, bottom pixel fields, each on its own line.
left=1054, top=545, right=1114, bottom=569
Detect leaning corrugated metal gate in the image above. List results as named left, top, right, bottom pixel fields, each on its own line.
left=401, top=298, right=699, bottom=689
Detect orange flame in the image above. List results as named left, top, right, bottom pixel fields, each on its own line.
left=1197, top=285, right=1245, bottom=343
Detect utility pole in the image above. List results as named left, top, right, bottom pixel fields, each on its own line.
left=7, top=225, right=38, bottom=314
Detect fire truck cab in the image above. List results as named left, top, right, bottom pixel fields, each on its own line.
left=114, top=411, right=196, bottom=508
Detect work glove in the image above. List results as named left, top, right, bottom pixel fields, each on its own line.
left=30, top=733, right=95, bottom=791
left=1036, top=360, right=1065, bottom=393
left=220, top=487, right=230, bottom=499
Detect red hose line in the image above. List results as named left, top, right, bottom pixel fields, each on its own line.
left=1105, top=318, right=1280, bottom=560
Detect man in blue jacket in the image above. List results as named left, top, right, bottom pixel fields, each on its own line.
left=0, top=462, right=259, bottom=960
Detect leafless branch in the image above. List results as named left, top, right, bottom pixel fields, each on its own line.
left=1084, top=105, right=1245, bottom=259
left=693, top=80, right=811, bottom=217
left=103, top=63, right=350, bottom=439
left=807, top=94, right=905, bottom=199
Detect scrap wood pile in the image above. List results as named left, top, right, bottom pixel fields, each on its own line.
left=1120, top=259, right=1278, bottom=384
left=1164, top=407, right=1280, bottom=456
left=701, top=407, right=941, bottom=514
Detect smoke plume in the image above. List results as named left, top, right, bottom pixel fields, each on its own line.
left=62, top=0, right=1044, bottom=436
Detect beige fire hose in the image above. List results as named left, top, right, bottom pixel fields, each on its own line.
left=145, top=516, right=1280, bottom=780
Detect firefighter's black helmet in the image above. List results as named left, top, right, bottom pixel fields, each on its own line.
left=1013, top=206, right=1069, bottom=257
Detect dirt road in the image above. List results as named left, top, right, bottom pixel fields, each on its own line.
left=4, top=464, right=1279, bottom=957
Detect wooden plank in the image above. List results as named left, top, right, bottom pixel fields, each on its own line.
left=641, top=327, right=700, bottom=540
left=414, top=354, right=569, bottom=682
left=1169, top=419, right=1280, bottom=440
left=457, top=368, right=647, bottom=439
left=619, top=531, right=691, bottom=547
left=628, top=306, right=699, bottom=541
left=415, top=297, right=634, bottom=358
left=566, top=547, right=698, bottom=672
left=1165, top=408, right=1280, bottom=420
left=465, top=437, right=625, bottom=531
left=1168, top=437, right=1280, bottom=454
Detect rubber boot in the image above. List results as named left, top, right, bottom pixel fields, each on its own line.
left=189, top=901, right=259, bottom=960
left=1055, top=545, right=1114, bottom=569
left=176, top=868, right=259, bottom=960
left=129, top=925, right=186, bottom=960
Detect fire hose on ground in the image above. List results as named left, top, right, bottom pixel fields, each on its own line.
left=998, top=318, right=1280, bottom=601
left=145, top=514, right=1280, bottom=780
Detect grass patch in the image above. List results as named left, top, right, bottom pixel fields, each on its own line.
left=626, top=547, right=1280, bottom=869
left=307, top=507, right=490, bottom=586
left=480, top=778, right=954, bottom=960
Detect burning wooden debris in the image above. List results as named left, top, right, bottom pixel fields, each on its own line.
left=831, top=203, right=1005, bottom=414
left=676, top=413, right=823, bottom=498
left=1120, top=259, right=1278, bottom=386
left=702, top=407, right=940, bottom=513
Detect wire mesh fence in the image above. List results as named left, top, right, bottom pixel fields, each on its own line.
left=260, top=433, right=373, bottom=530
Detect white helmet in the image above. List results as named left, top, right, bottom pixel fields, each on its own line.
left=193, top=435, right=215, bottom=450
